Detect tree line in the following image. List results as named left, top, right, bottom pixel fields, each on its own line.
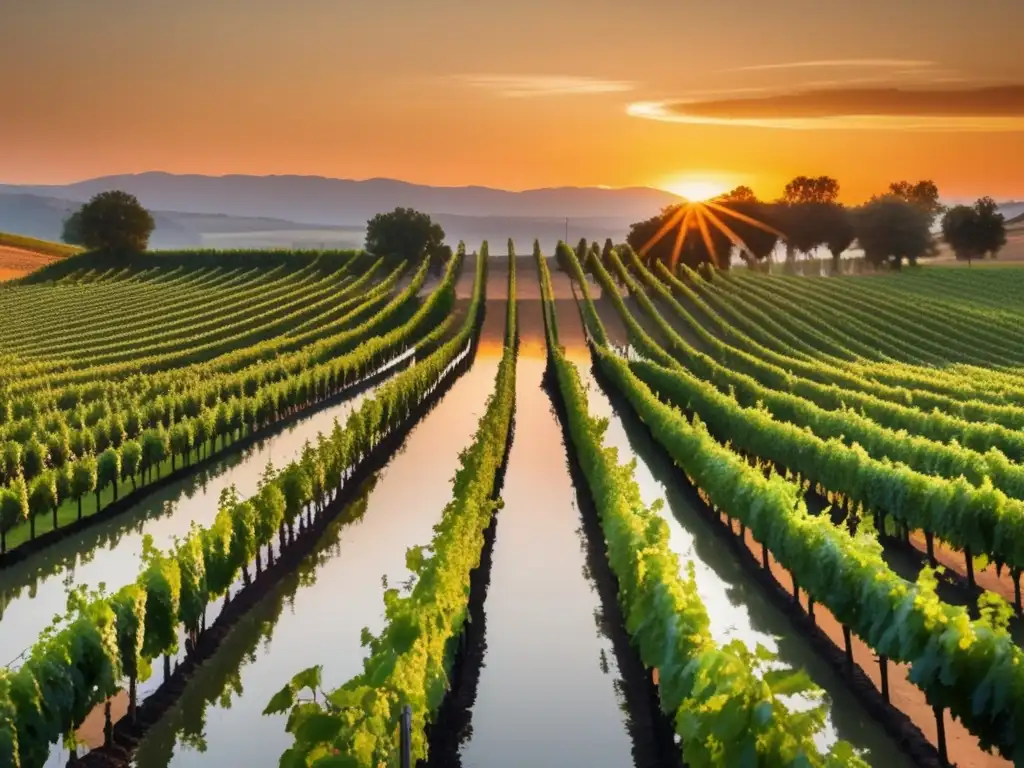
left=58, top=184, right=1008, bottom=272
left=626, top=176, right=1009, bottom=272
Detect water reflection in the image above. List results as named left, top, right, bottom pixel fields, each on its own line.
left=130, top=355, right=501, bottom=767
left=130, top=476, right=379, bottom=768
left=0, top=388, right=379, bottom=668
left=458, top=352, right=635, bottom=768
left=568, top=350, right=911, bottom=767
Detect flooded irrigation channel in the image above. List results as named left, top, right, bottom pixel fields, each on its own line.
left=125, top=353, right=502, bottom=767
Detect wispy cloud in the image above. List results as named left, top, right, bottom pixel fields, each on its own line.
left=722, top=59, right=936, bottom=72
left=628, top=85, right=1024, bottom=132
left=455, top=74, right=634, bottom=97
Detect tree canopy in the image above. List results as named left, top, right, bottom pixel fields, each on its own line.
left=782, top=176, right=840, bottom=205
left=941, top=197, right=1007, bottom=264
left=364, top=208, right=445, bottom=267
left=888, top=180, right=944, bottom=225
left=855, top=196, right=935, bottom=269
left=62, top=191, right=155, bottom=253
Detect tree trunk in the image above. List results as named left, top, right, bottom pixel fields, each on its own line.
left=808, top=599, right=815, bottom=624
left=130, top=475, right=136, bottom=491
left=1014, top=568, right=1022, bottom=614
left=164, top=654, right=171, bottom=681
left=104, top=700, right=113, bottom=745
left=934, top=706, right=948, bottom=765
left=879, top=655, right=889, bottom=703
left=842, top=625, right=853, bottom=669
left=925, top=531, right=936, bottom=566
left=129, top=675, right=137, bottom=722
left=256, top=549, right=263, bottom=575
left=761, top=542, right=769, bottom=570
left=964, top=546, right=975, bottom=589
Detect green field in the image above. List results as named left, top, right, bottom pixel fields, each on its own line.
left=1, top=245, right=1023, bottom=768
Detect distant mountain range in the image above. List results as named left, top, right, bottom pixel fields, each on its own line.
left=0, top=172, right=680, bottom=225
left=1, top=173, right=1019, bottom=252
left=0, top=173, right=685, bottom=251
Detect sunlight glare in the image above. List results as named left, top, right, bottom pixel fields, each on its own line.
left=662, top=176, right=729, bottom=202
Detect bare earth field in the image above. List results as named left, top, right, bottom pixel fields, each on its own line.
left=0, top=246, right=58, bottom=281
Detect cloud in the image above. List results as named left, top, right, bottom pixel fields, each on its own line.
left=455, top=74, right=633, bottom=97
left=628, top=85, right=1024, bottom=131
left=722, top=59, right=937, bottom=72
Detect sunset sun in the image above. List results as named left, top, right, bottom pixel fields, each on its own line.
left=662, top=176, right=730, bottom=202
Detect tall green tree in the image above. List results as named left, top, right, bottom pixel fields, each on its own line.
left=364, top=208, right=445, bottom=266
left=855, top=196, right=934, bottom=269
left=63, top=191, right=155, bottom=252
left=941, top=197, right=1007, bottom=265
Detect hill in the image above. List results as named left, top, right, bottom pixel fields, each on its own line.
left=0, top=182, right=659, bottom=253
left=0, top=172, right=681, bottom=227
left=0, top=232, right=81, bottom=281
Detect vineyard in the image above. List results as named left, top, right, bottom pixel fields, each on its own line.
left=1, top=241, right=1023, bottom=768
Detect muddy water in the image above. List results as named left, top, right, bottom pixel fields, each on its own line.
left=0, top=380, right=393, bottom=669
left=129, top=353, right=501, bottom=768
left=457, top=307, right=636, bottom=765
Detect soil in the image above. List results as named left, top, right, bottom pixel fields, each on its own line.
left=0, top=246, right=58, bottom=281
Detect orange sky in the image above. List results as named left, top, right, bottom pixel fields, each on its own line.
left=3, top=0, right=1023, bottom=202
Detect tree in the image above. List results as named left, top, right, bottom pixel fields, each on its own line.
left=21, top=435, right=47, bottom=481
left=714, top=197, right=782, bottom=264
left=97, top=447, right=121, bottom=506
left=61, top=210, right=84, bottom=245
left=818, top=203, right=857, bottom=272
left=783, top=176, right=840, bottom=204
left=65, top=191, right=155, bottom=252
left=889, top=180, right=944, bottom=225
left=626, top=204, right=732, bottom=272
left=28, top=472, right=57, bottom=540
left=974, top=197, right=1008, bottom=258
left=942, top=205, right=982, bottom=263
left=0, top=478, right=28, bottom=554
left=942, top=197, right=1007, bottom=265
left=716, top=185, right=758, bottom=204
left=855, top=196, right=934, bottom=269
left=121, top=440, right=141, bottom=491
left=364, top=208, right=445, bottom=266
left=71, top=456, right=98, bottom=521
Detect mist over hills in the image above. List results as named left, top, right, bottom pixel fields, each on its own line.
left=0, top=172, right=686, bottom=251
left=0, top=172, right=679, bottom=225
left=1, top=173, right=1020, bottom=252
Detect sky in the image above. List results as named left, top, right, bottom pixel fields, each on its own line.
left=3, top=0, right=1023, bottom=202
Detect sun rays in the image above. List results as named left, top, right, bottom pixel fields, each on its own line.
left=638, top=199, right=784, bottom=271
